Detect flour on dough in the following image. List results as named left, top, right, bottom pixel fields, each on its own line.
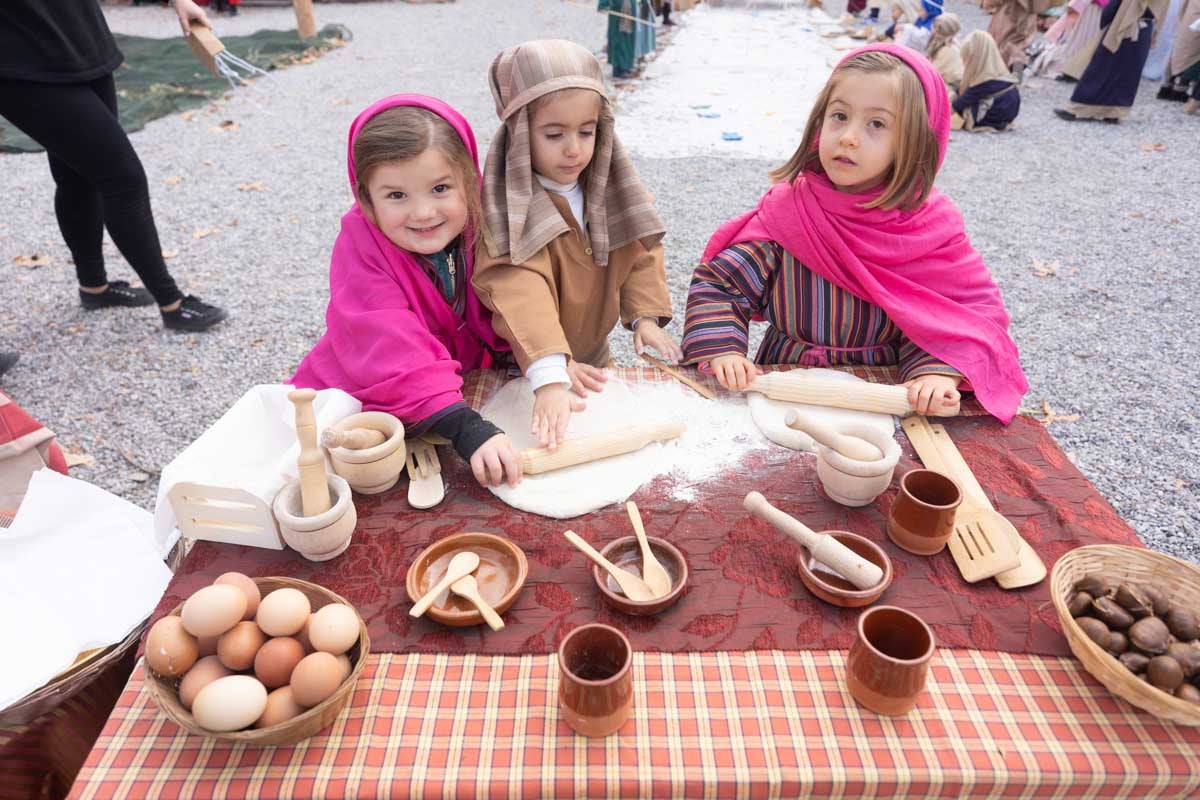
left=747, top=369, right=896, bottom=451
left=481, top=378, right=676, bottom=519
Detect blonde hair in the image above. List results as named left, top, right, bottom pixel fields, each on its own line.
left=352, top=106, right=483, bottom=250
left=768, top=51, right=939, bottom=211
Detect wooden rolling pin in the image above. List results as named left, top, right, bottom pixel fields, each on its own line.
left=520, top=421, right=686, bottom=475
left=785, top=410, right=883, bottom=461
left=320, top=427, right=386, bottom=450
left=748, top=372, right=960, bottom=418
left=743, top=491, right=884, bottom=590
left=288, top=389, right=331, bottom=516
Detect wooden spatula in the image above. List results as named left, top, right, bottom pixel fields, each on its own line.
left=926, top=423, right=1047, bottom=589
left=901, top=417, right=1021, bottom=583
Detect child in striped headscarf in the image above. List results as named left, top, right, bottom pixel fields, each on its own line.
left=473, top=40, right=679, bottom=451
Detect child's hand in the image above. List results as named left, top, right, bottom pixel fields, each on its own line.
left=470, top=433, right=523, bottom=488
left=566, top=359, right=607, bottom=397
left=633, top=319, right=684, bottom=364
left=905, top=375, right=961, bottom=415
left=709, top=354, right=761, bottom=391
left=531, top=384, right=585, bottom=451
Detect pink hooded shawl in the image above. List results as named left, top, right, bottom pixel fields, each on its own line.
left=703, top=44, right=1027, bottom=423
left=291, top=95, right=509, bottom=426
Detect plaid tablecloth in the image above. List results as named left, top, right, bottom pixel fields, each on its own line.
left=70, top=650, right=1200, bottom=799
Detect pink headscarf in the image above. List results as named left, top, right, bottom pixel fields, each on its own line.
left=703, top=44, right=1027, bottom=423
left=291, top=95, right=509, bottom=426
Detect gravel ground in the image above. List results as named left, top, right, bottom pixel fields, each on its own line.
left=1, top=1, right=1195, bottom=558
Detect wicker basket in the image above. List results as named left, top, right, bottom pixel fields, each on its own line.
left=1051, top=545, right=1200, bottom=726
left=145, top=576, right=371, bottom=745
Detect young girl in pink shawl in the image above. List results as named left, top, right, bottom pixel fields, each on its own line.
left=291, top=95, right=523, bottom=487
left=682, top=44, right=1027, bottom=422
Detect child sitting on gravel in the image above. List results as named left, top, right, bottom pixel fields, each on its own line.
left=291, top=95, right=522, bottom=488
left=681, top=44, right=1028, bottom=423
left=473, top=39, right=679, bottom=450
left=953, top=31, right=1021, bottom=132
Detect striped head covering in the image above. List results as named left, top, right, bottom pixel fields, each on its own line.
left=481, top=39, right=665, bottom=266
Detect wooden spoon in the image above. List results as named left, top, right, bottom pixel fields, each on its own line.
left=563, top=530, right=656, bottom=602
left=626, top=501, right=672, bottom=598
left=784, top=409, right=883, bottom=461
left=450, top=574, right=505, bottom=631
left=410, top=551, right=480, bottom=618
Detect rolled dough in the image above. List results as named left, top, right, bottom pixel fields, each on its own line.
left=747, top=369, right=896, bottom=452
left=481, top=378, right=676, bottom=519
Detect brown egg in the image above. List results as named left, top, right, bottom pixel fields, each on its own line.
left=197, top=635, right=219, bottom=657
left=181, top=585, right=247, bottom=638
left=215, top=572, right=261, bottom=620
left=178, top=655, right=234, bottom=710
left=254, top=637, right=306, bottom=689
left=255, top=686, right=306, bottom=729
left=146, top=616, right=199, bottom=678
left=256, top=588, right=311, bottom=637
left=308, top=604, right=360, bottom=655
left=290, top=652, right=343, bottom=707
left=217, top=621, right=266, bottom=671
left=335, top=654, right=352, bottom=682
left=295, top=617, right=314, bottom=653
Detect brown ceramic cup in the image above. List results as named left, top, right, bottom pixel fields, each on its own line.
left=557, top=624, right=634, bottom=737
left=886, top=468, right=963, bottom=555
left=846, top=605, right=936, bottom=716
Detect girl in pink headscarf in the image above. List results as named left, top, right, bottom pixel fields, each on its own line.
left=291, top=95, right=523, bottom=487
left=682, top=44, right=1027, bottom=423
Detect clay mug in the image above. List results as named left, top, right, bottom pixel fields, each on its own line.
left=886, top=468, right=962, bottom=555
left=845, top=605, right=936, bottom=716
left=557, top=623, right=634, bottom=737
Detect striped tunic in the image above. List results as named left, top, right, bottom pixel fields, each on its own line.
left=683, top=240, right=962, bottom=380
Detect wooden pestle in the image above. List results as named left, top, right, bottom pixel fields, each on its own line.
left=784, top=410, right=883, bottom=461
left=743, top=492, right=884, bottom=589
left=748, top=372, right=960, bottom=418
left=321, top=427, right=386, bottom=450
left=520, top=421, right=686, bottom=475
left=288, top=389, right=332, bottom=516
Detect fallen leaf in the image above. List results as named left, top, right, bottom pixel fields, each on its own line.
left=1035, top=399, right=1081, bottom=426
left=164, top=175, right=184, bottom=186
left=1073, top=351, right=1099, bottom=359
left=201, top=160, right=215, bottom=167
left=13, top=253, right=52, bottom=268
left=1137, top=142, right=1166, bottom=152
left=161, top=248, right=179, bottom=259
left=332, top=97, right=352, bottom=106
left=192, top=227, right=218, bottom=239
left=181, top=111, right=196, bottom=122
left=130, top=471, right=150, bottom=482
left=64, top=452, right=96, bottom=468
left=1170, top=218, right=1182, bottom=225
left=209, top=119, right=238, bottom=133
left=1175, top=478, right=1187, bottom=490
left=1030, top=258, right=1061, bottom=278
left=1128, top=211, right=1144, bottom=220
left=238, top=181, right=264, bottom=192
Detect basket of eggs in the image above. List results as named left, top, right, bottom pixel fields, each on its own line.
left=143, top=574, right=370, bottom=745
left=1051, top=544, right=1200, bottom=726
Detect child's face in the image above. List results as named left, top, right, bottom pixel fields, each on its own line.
left=891, top=5, right=903, bottom=21
left=818, top=72, right=899, bottom=196
left=529, top=89, right=602, bottom=186
left=362, top=148, right=468, bottom=255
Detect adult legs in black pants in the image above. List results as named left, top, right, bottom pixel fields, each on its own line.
left=0, top=74, right=226, bottom=331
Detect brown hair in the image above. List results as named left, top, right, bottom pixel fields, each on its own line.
left=352, top=106, right=483, bottom=249
left=528, top=88, right=610, bottom=186
left=768, top=51, right=939, bottom=211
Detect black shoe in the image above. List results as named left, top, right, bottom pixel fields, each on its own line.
left=1054, top=108, right=1079, bottom=121
left=1054, top=73, right=1077, bottom=83
left=1101, top=117, right=1120, bottom=124
left=161, top=295, right=228, bottom=332
left=0, top=352, right=17, bottom=378
left=1156, top=86, right=1189, bottom=102
left=79, top=280, right=156, bottom=310
left=612, top=68, right=632, bottom=79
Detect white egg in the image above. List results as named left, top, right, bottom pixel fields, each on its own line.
left=192, top=675, right=268, bottom=732
left=307, top=604, right=360, bottom=655
left=255, top=588, right=311, bottom=637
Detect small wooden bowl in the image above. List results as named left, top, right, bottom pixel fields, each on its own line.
left=796, top=531, right=892, bottom=607
left=593, top=536, right=688, bottom=615
left=1052, top=545, right=1200, bottom=726
left=405, top=532, right=528, bottom=627
left=145, top=577, right=370, bottom=745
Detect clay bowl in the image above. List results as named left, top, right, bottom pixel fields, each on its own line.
left=796, top=531, right=893, bottom=607
left=593, top=536, right=688, bottom=615
left=405, top=532, right=528, bottom=627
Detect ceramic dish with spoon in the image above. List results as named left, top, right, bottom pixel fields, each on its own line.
left=405, top=532, right=528, bottom=627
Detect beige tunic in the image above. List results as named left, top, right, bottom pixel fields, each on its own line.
left=472, top=192, right=673, bottom=370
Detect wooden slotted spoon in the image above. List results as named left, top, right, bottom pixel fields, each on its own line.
left=406, top=437, right=444, bottom=510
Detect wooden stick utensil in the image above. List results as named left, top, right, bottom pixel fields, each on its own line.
left=785, top=410, right=883, bottom=461
left=625, top=501, right=672, bottom=598
left=743, top=492, right=884, bottom=589
left=288, top=389, right=331, bottom=516
left=563, top=530, right=657, bottom=601
left=640, top=353, right=716, bottom=400
left=450, top=574, right=505, bottom=631
left=410, top=551, right=480, bottom=618
left=321, top=427, right=387, bottom=450
left=520, top=421, right=686, bottom=475
left=748, top=372, right=960, bottom=417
